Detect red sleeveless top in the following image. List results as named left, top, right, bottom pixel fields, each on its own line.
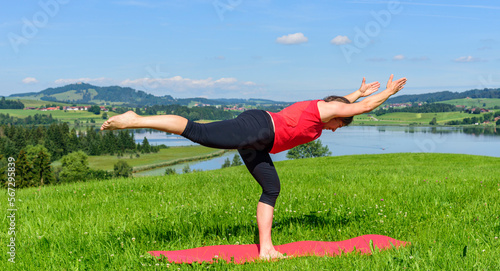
left=267, top=100, right=324, bottom=154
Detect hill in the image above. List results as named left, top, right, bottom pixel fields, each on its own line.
left=387, top=88, right=500, bottom=104
left=8, top=83, right=286, bottom=107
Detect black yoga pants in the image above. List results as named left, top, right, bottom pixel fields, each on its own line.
left=181, top=110, right=280, bottom=207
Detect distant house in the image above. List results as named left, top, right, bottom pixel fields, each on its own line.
left=24, top=107, right=37, bottom=110
left=41, top=106, right=60, bottom=111
left=224, top=106, right=246, bottom=111
left=64, top=106, right=90, bottom=111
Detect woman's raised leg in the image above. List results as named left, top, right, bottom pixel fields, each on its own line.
left=100, top=110, right=188, bottom=135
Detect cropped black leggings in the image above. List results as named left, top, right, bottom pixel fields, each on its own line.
left=181, top=110, right=280, bottom=207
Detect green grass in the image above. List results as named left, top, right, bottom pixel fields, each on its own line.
left=52, top=146, right=225, bottom=171
left=440, top=98, right=500, bottom=109
left=5, top=99, right=71, bottom=108
left=1, top=153, right=499, bottom=270
left=356, top=111, right=473, bottom=125
left=0, top=109, right=117, bottom=122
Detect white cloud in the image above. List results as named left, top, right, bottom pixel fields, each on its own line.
left=51, top=76, right=261, bottom=98
left=54, top=77, right=114, bottom=85
left=393, top=54, right=405, bottom=60
left=454, top=56, right=483, bottom=62
left=22, top=77, right=39, bottom=84
left=120, top=76, right=258, bottom=92
left=330, top=35, right=351, bottom=45
left=276, top=33, right=308, bottom=45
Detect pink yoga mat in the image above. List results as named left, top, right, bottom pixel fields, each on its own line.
left=148, top=234, right=408, bottom=264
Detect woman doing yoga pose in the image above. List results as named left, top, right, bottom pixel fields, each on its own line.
left=101, top=74, right=407, bottom=259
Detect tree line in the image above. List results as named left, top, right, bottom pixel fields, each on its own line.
left=0, top=97, right=24, bottom=109
left=387, top=88, right=500, bottom=104
left=446, top=111, right=500, bottom=125
left=0, top=123, right=161, bottom=188
left=0, top=113, right=59, bottom=125
left=0, top=123, right=153, bottom=161
left=374, top=103, right=462, bottom=116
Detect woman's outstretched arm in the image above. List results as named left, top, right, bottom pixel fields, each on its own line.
left=319, top=74, right=406, bottom=121
left=343, top=77, right=381, bottom=103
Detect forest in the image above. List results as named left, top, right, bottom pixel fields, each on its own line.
left=0, top=123, right=160, bottom=188
left=0, top=97, right=24, bottom=109
left=386, top=88, right=500, bottom=104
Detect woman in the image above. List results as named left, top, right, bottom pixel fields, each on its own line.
left=101, top=74, right=407, bottom=259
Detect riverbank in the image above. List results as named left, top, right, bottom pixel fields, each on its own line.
left=50, top=145, right=228, bottom=172
left=131, top=149, right=229, bottom=173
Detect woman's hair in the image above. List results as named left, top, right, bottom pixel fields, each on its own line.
left=323, top=95, right=354, bottom=126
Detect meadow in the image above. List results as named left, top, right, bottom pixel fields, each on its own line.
left=52, top=145, right=227, bottom=172
left=440, top=98, right=500, bottom=109
left=0, top=108, right=117, bottom=122
left=356, top=111, right=476, bottom=126
left=1, top=153, right=499, bottom=270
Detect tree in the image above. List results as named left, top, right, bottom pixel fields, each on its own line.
left=182, top=164, right=192, bottom=173
left=114, top=160, right=132, bottom=178
left=221, top=158, right=231, bottom=168
left=32, top=150, right=55, bottom=186
left=231, top=154, right=242, bottom=166
left=15, top=150, right=34, bottom=188
left=25, top=145, right=54, bottom=186
left=429, top=117, right=437, bottom=125
left=496, top=119, right=500, bottom=126
left=164, top=168, right=176, bottom=175
left=102, top=112, right=108, bottom=119
left=59, top=151, right=89, bottom=183
left=88, top=105, right=101, bottom=115
left=286, top=139, right=332, bottom=159
left=141, top=137, right=151, bottom=153
left=0, top=154, right=6, bottom=187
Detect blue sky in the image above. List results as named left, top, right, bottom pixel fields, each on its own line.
left=1, top=0, right=499, bottom=101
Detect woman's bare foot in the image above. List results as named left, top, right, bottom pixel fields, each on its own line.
left=100, top=111, right=139, bottom=131
left=259, top=247, right=286, bottom=261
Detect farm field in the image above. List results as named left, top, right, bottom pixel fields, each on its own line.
left=2, top=153, right=499, bottom=270
left=0, top=108, right=116, bottom=122
left=355, top=111, right=473, bottom=125
left=51, top=145, right=226, bottom=172
left=440, top=98, right=500, bottom=109
left=4, top=99, right=70, bottom=108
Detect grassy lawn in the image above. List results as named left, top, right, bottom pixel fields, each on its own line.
left=4, top=99, right=70, bottom=108
left=356, top=111, right=477, bottom=125
left=0, top=109, right=117, bottom=122
left=77, top=145, right=224, bottom=171
left=2, top=153, right=499, bottom=270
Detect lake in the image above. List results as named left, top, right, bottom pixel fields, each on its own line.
left=133, top=126, right=500, bottom=176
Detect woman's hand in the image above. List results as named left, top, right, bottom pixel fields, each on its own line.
left=386, top=74, right=407, bottom=94
left=358, top=77, right=380, bottom=97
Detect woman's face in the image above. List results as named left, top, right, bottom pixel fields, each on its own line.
left=323, top=118, right=344, bottom=132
